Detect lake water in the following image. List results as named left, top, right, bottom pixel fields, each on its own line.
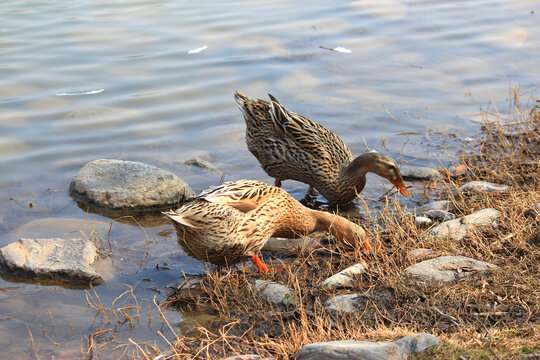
left=0, top=0, right=538, bottom=358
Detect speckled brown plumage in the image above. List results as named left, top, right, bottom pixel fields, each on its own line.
left=164, top=180, right=369, bottom=271
left=234, top=92, right=409, bottom=205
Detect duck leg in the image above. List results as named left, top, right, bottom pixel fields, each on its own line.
left=274, top=178, right=282, bottom=188
left=250, top=254, right=269, bottom=272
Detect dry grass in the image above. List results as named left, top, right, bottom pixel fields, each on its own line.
left=130, top=95, right=540, bottom=359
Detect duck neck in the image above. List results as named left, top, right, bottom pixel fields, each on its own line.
left=312, top=210, right=366, bottom=247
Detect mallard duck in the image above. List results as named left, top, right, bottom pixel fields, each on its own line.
left=234, top=92, right=409, bottom=205
left=164, top=180, right=369, bottom=272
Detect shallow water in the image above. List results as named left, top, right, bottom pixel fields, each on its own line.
left=0, top=0, right=538, bottom=357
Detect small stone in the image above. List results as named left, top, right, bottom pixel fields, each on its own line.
left=427, top=208, right=500, bottom=242
left=221, top=355, right=275, bottom=360
left=460, top=181, right=509, bottom=194
left=0, top=237, right=103, bottom=285
left=320, top=262, right=367, bottom=288
left=404, top=255, right=499, bottom=283
left=184, top=158, right=221, bottom=173
left=324, top=294, right=366, bottom=313
left=69, top=159, right=194, bottom=210
left=254, top=280, right=294, bottom=306
left=400, top=166, right=442, bottom=181
left=524, top=202, right=540, bottom=219
left=418, top=200, right=452, bottom=213
left=295, top=333, right=442, bottom=360
left=263, top=237, right=313, bottom=252
left=165, top=275, right=204, bottom=297
left=415, top=216, right=433, bottom=228
left=424, top=210, right=455, bottom=222
left=407, top=248, right=435, bottom=261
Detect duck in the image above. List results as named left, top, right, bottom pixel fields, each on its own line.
left=234, top=92, right=409, bottom=205
left=163, top=180, right=369, bottom=272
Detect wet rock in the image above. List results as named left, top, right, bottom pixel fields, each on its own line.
left=254, top=280, right=294, bottom=306
left=184, top=158, right=222, bottom=173
left=415, top=216, right=433, bottom=228
left=263, top=237, right=313, bottom=252
left=407, top=248, right=435, bottom=262
left=404, top=255, right=498, bottom=283
left=0, top=237, right=103, bottom=285
left=69, top=159, right=194, bottom=210
left=324, top=294, right=366, bottom=313
left=524, top=202, right=540, bottom=219
left=423, top=210, right=455, bottom=222
left=221, top=355, right=275, bottom=360
left=400, top=166, right=442, bottom=181
left=295, top=333, right=442, bottom=360
left=460, top=181, right=509, bottom=194
left=320, top=262, right=367, bottom=289
left=427, top=208, right=500, bottom=242
left=418, top=200, right=452, bottom=213
left=165, top=275, right=204, bottom=297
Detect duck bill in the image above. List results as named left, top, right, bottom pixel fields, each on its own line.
left=390, top=179, right=409, bottom=197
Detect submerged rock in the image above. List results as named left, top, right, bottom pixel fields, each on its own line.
left=400, top=166, right=442, bottom=181
left=254, top=280, right=294, bottom=306
left=427, top=208, right=500, bottom=241
left=184, top=158, right=222, bottom=173
left=69, top=159, right=194, bottom=210
left=0, top=237, right=103, bottom=285
left=320, top=263, right=367, bottom=289
left=324, top=294, right=366, bottom=313
left=404, top=255, right=498, bottom=283
left=460, top=181, right=509, bottom=194
left=295, top=333, right=442, bottom=360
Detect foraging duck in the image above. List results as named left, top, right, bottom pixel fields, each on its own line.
left=234, top=92, right=409, bottom=205
left=164, top=180, right=368, bottom=272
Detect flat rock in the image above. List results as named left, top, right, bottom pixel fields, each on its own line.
left=415, top=216, right=433, bottom=228
left=404, top=255, right=498, bottom=283
left=263, top=237, right=313, bottom=252
left=324, top=294, right=366, bottom=313
left=400, top=166, right=442, bottom=181
left=69, top=159, right=194, bottom=210
left=0, top=237, right=103, bottom=285
left=460, top=181, right=509, bottom=194
left=423, top=210, right=455, bottom=222
left=407, top=248, right=435, bottom=261
left=253, top=280, right=294, bottom=306
left=418, top=200, right=452, bottom=213
left=427, top=208, right=500, bottom=241
left=295, top=333, right=442, bottom=360
left=320, top=263, right=367, bottom=288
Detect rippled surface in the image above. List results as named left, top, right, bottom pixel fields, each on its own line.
left=0, top=0, right=538, bottom=357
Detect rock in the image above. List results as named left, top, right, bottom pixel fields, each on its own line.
left=221, top=355, right=275, bottom=360
left=415, top=216, right=433, bottom=228
left=320, top=263, right=367, bottom=288
left=407, top=248, right=435, bottom=261
left=295, top=333, right=442, bottom=360
left=69, top=159, right=194, bottom=210
left=418, top=200, right=452, bottom=213
left=0, top=237, right=103, bottom=285
left=427, top=208, right=500, bottom=242
left=253, top=280, right=294, bottom=306
left=460, top=181, right=509, bottom=194
left=165, top=275, right=204, bottom=297
left=423, top=210, right=455, bottom=222
left=184, top=158, right=222, bottom=173
left=404, top=255, right=498, bottom=283
left=263, top=237, right=313, bottom=252
left=400, top=166, right=442, bottom=181
left=324, top=294, right=366, bottom=313
left=524, top=202, right=540, bottom=219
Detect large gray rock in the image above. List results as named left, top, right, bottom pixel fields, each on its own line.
left=69, top=159, right=194, bottom=210
left=460, top=181, right=509, bottom=193
left=400, top=166, right=442, bottom=181
left=253, top=280, right=295, bottom=306
left=0, top=237, right=103, bottom=284
left=295, top=333, right=442, bottom=360
left=427, top=208, right=500, bottom=241
left=320, top=263, right=367, bottom=288
left=324, top=294, right=366, bottom=313
left=404, top=255, right=498, bottom=283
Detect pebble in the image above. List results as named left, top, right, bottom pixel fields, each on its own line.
left=403, top=255, right=499, bottom=283
left=320, top=262, right=367, bottom=289
left=220, top=355, right=275, bottom=360
left=407, top=248, right=435, bottom=262
left=0, top=237, right=103, bottom=285
left=427, top=208, right=500, bottom=242
left=400, top=166, right=442, bottom=181
left=418, top=200, right=452, bottom=213
left=253, top=280, right=295, bottom=306
left=324, top=294, right=365, bottom=313
left=423, top=209, right=455, bottom=222
left=69, top=159, right=194, bottom=210
left=415, top=216, right=433, bottom=228
left=460, top=181, right=509, bottom=194
left=184, top=158, right=222, bottom=173
left=295, top=333, right=442, bottom=360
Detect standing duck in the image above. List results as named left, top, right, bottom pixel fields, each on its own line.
left=234, top=92, right=409, bottom=205
left=164, top=180, right=369, bottom=272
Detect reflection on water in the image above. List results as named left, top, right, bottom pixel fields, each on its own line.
left=0, top=0, right=538, bottom=357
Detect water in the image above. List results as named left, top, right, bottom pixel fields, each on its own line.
left=0, top=0, right=538, bottom=357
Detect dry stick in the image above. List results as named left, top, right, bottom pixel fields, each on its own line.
left=128, top=338, right=151, bottom=360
